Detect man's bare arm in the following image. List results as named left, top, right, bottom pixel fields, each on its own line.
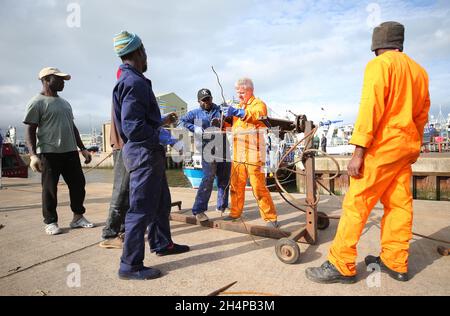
left=73, top=123, right=86, bottom=150
left=25, top=123, right=38, bottom=156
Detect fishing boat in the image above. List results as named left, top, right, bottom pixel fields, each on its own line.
left=1, top=142, right=28, bottom=178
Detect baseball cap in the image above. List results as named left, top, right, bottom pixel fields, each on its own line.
left=38, top=67, right=71, bottom=80
left=197, top=88, right=212, bottom=101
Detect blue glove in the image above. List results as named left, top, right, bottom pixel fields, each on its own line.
left=159, top=128, right=177, bottom=146
left=194, top=126, right=204, bottom=135
left=224, top=106, right=245, bottom=118
left=172, top=140, right=185, bottom=154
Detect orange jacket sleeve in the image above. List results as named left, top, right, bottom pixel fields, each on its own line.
left=242, top=99, right=268, bottom=125
left=414, top=90, right=431, bottom=143
left=350, top=59, right=389, bottom=148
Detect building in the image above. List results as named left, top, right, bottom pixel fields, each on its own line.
left=156, top=92, right=188, bottom=119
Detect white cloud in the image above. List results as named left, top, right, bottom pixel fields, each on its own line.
left=0, top=0, right=449, bottom=138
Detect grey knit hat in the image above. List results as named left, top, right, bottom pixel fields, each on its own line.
left=371, top=21, right=405, bottom=52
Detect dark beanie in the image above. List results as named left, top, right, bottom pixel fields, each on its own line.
left=371, top=21, right=405, bottom=52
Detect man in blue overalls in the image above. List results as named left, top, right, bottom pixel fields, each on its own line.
left=179, top=89, right=231, bottom=222
left=112, top=31, right=189, bottom=280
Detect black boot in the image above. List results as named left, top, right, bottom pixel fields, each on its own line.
left=365, top=255, right=409, bottom=282
left=305, top=261, right=356, bottom=284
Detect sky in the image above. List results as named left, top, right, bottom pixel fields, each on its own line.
left=0, top=0, right=449, bottom=138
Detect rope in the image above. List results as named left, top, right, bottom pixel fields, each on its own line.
left=82, top=152, right=114, bottom=174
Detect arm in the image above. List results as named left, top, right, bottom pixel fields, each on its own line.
left=414, top=90, right=431, bottom=143
left=178, top=111, right=196, bottom=133
left=350, top=59, right=389, bottom=148
left=241, top=100, right=267, bottom=125
left=73, top=123, right=92, bottom=164
left=73, top=124, right=86, bottom=150
left=121, top=84, right=158, bottom=143
left=25, top=123, right=43, bottom=172
left=25, top=123, right=38, bottom=156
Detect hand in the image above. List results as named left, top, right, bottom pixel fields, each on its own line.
left=159, top=128, right=177, bottom=146
left=162, top=112, right=178, bottom=126
left=210, top=118, right=221, bottom=128
left=194, top=126, right=204, bottom=135
left=30, top=155, right=42, bottom=172
left=172, top=140, right=185, bottom=155
left=81, top=149, right=92, bottom=164
left=224, top=106, right=245, bottom=118
left=347, top=156, right=363, bottom=178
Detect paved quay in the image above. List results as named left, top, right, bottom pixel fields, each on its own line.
left=0, top=176, right=449, bottom=296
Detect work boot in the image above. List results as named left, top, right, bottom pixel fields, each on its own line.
left=365, top=255, right=409, bottom=282
left=222, top=215, right=240, bottom=221
left=195, top=212, right=209, bottom=222
left=266, top=220, right=280, bottom=228
left=305, top=261, right=357, bottom=284
left=118, top=266, right=161, bottom=280
left=99, top=233, right=124, bottom=249
left=156, top=243, right=190, bottom=256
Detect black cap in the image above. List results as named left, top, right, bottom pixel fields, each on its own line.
left=197, top=88, right=212, bottom=101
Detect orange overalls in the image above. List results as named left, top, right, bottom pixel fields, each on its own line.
left=328, top=51, right=430, bottom=276
left=229, top=96, right=277, bottom=222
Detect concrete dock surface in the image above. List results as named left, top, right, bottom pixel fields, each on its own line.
left=0, top=176, right=449, bottom=296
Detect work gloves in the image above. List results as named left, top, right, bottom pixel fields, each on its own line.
left=194, top=126, right=204, bottom=135
left=159, top=127, right=185, bottom=155
left=224, top=106, right=245, bottom=119
left=159, top=127, right=177, bottom=146
left=81, top=149, right=92, bottom=164
left=30, top=155, right=42, bottom=173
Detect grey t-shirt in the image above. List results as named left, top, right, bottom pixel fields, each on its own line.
left=23, top=94, right=78, bottom=154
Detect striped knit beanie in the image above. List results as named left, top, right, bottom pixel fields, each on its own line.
left=113, top=31, right=142, bottom=57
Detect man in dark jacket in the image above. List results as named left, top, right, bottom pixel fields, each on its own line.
left=112, top=31, right=189, bottom=280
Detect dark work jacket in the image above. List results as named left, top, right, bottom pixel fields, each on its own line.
left=112, top=64, right=162, bottom=171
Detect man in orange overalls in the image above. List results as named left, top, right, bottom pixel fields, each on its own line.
left=306, top=21, right=430, bottom=284
left=223, top=78, right=279, bottom=228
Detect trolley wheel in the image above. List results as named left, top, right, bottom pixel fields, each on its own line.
left=275, top=238, right=300, bottom=264
left=317, top=212, right=330, bottom=230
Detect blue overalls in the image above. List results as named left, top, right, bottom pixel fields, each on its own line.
left=179, top=105, right=231, bottom=214
left=113, top=64, right=173, bottom=273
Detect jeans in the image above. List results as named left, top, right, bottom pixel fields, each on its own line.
left=102, top=150, right=130, bottom=239
left=192, top=159, right=231, bottom=215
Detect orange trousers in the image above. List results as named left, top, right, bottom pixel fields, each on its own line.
left=229, top=163, right=277, bottom=221
left=328, top=158, right=413, bottom=276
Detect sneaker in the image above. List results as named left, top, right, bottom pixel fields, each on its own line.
left=266, top=220, right=280, bottom=228
left=222, top=215, right=240, bottom=221
left=195, top=212, right=209, bottom=222
left=156, top=243, right=190, bottom=256
left=365, top=255, right=409, bottom=282
left=99, top=234, right=124, bottom=249
left=45, top=223, right=63, bottom=235
left=216, top=208, right=230, bottom=213
left=118, top=266, right=162, bottom=280
left=305, top=261, right=357, bottom=284
left=70, top=216, right=95, bottom=228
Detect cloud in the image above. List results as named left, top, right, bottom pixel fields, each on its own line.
left=0, top=0, right=449, bottom=138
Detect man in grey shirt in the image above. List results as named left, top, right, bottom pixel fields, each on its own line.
left=24, top=67, right=94, bottom=235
